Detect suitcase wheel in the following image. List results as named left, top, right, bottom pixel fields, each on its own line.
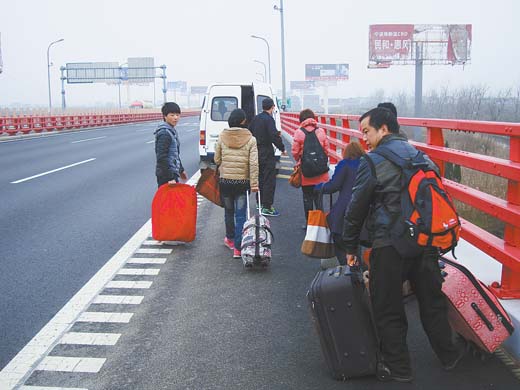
left=467, top=340, right=490, bottom=361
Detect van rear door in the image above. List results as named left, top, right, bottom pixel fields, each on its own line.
left=252, top=82, right=282, bottom=161
left=199, top=85, right=241, bottom=168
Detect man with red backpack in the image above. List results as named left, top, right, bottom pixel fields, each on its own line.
left=342, top=107, right=465, bottom=383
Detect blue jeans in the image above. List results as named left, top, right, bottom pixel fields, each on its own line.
left=221, top=188, right=248, bottom=250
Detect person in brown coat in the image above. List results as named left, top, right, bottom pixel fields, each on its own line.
left=215, top=109, right=259, bottom=259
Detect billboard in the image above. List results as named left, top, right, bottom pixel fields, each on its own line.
left=0, top=32, right=3, bottom=74
left=167, top=81, right=187, bottom=91
left=66, top=62, right=120, bottom=84
left=290, top=80, right=315, bottom=90
left=305, top=64, right=349, bottom=81
left=190, top=86, right=208, bottom=94
left=127, top=57, right=155, bottom=84
left=369, top=24, right=472, bottom=65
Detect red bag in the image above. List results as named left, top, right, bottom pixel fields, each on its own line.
left=152, top=183, right=197, bottom=242
left=196, top=168, right=222, bottom=206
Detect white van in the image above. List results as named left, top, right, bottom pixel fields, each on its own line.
left=198, top=82, right=282, bottom=170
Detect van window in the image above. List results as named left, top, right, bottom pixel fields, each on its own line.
left=211, top=97, right=238, bottom=121
left=257, top=95, right=271, bottom=112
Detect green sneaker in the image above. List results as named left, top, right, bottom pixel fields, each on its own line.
left=261, top=207, right=280, bottom=217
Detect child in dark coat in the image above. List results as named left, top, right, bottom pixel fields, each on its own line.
left=314, top=141, right=365, bottom=264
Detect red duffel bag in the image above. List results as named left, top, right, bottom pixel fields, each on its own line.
left=152, top=183, right=197, bottom=242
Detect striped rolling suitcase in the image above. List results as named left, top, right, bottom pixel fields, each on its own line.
left=440, top=257, right=514, bottom=353
left=307, top=266, right=378, bottom=380
left=240, top=190, right=273, bottom=268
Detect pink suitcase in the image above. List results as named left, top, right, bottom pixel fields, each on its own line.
left=440, top=256, right=514, bottom=353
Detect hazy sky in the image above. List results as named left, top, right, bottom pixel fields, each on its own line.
left=1, top=0, right=519, bottom=107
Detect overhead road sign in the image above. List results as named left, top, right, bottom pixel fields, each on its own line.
left=190, top=86, right=208, bottom=94
left=0, top=32, right=3, bottom=74
left=305, top=64, right=349, bottom=81
left=66, top=62, right=119, bottom=84
left=368, top=24, right=472, bottom=66
left=167, top=81, right=187, bottom=92
left=290, top=80, right=315, bottom=90
left=127, top=57, right=155, bottom=84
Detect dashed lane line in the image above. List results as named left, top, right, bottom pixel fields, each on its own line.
left=77, top=312, right=133, bottom=323
left=134, top=248, right=172, bottom=254
left=117, top=268, right=160, bottom=276
left=59, top=332, right=121, bottom=346
left=10, top=158, right=96, bottom=184
left=0, top=171, right=203, bottom=389
left=127, top=257, right=167, bottom=265
left=92, top=295, right=144, bottom=305
left=141, top=239, right=162, bottom=245
left=71, top=136, right=107, bottom=144
left=20, top=386, right=88, bottom=390
left=105, top=280, right=152, bottom=289
left=36, top=356, right=106, bottom=373
left=0, top=216, right=151, bottom=388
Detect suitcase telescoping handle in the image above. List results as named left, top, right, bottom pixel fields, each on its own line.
left=246, top=188, right=262, bottom=219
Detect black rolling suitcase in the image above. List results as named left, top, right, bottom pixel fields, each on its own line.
left=307, top=265, right=378, bottom=380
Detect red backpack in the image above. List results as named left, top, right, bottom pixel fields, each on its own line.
left=368, top=146, right=461, bottom=257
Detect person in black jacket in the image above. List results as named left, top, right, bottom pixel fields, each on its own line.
left=248, top=97, right=286, bottom=216
left=154, top=102, right=187, bottom=187
left=342, top=107, right=465, bottom=383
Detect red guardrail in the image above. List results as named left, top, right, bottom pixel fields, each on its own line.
left=0, top=111, right=200, bottom=136
left=281, top=112, right=520, bottom=299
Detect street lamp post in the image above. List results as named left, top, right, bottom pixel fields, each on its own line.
left=47, top=38, right=64, bottom=114
left=253, top=60, right=267, bottom=83
left=273, top=0, right=286, bottom=106
left=251, top=35, right=271, bottom=84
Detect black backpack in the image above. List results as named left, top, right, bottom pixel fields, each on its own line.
left=300, top=127, right=328, bottom=177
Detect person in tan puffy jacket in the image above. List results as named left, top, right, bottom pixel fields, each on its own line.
left=214, top=109, right=259, bottom=259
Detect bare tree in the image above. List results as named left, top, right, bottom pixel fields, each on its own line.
left=488, top=88, right=512, bottom=121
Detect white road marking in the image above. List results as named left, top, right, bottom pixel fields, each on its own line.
left=0, top=160, right=202, bottom=390
left=77, top=312, right=133, bottom=323
left=71, top=136, right=107, bottom=144
left=127, top=257, right=167, bottom=264
left=93, top=295, right=144, bottom=304
left=142, top=239, right=162, bottom=245
left=11, top=158, right=96, bottom=184
left=146, top=140, right=154, bottom=144
left=36, top=356, right=106, bottom=373
left=105, top=280, right=152, bottom=289
left=20, top=386, right=88, bottom=390
left=60, top=332, right=121, bottom=346
left=135, top=248, right=172, bottom=254
left=117, top=268, right=160, bottom=276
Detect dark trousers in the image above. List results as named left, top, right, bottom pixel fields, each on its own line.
left=302, top=185, right=319, bottom=222
left=369, top=246, right=458, bottom=375
left=258, top=158, right=276, bottom=208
